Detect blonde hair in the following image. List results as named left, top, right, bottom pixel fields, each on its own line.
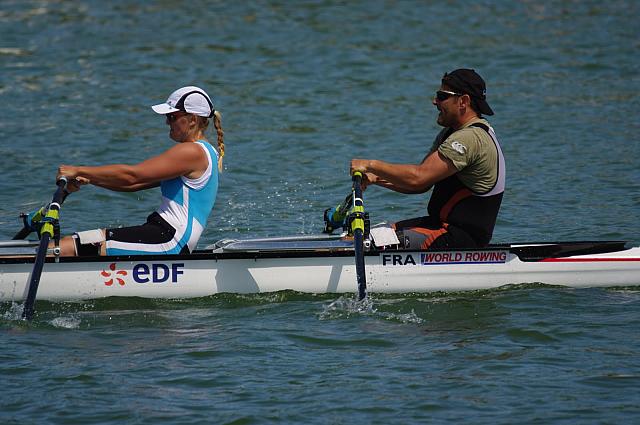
left=189, top=111, right=225, bottom=172
left=212, top=110, right=225, bottom=172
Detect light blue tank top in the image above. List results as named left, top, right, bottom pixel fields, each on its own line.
left=156, top=140, right=219, bottom=253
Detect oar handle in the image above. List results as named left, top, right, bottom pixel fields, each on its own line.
left=37, top=178, right=68, bottom=241
left=53, top=177, right=69, bottom=204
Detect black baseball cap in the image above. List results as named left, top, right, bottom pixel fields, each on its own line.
left=442, top=69, right=494, bottom=116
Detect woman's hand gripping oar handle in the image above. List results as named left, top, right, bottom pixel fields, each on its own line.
left=350, top=172, right=367, bottom=301
left=22, top=177, right=69, bottom=320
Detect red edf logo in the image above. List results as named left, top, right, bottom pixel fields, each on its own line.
left=101, top=263, right=128, bottom=286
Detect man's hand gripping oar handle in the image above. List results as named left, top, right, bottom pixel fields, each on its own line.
left=351, top=172, right=367, bottom=301
left=22, top=177, right=69, bottom=320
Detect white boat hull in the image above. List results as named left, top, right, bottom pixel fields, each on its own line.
left=1, top=238, right=639, bottom=302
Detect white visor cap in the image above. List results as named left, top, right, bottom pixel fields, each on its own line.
left=151, top=86, right=215, bottom=118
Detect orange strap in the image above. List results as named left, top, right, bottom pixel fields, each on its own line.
left=402, top=223, right=449, bottom=250
left=439, top=188, right=472, bottom=222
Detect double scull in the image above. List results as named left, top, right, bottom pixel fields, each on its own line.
left=1, top=237, right=638, bottom=302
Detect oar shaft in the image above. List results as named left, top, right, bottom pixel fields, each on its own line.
left=22, top=179, right=68, bottom=320
left=13, top=206, right=47, bottom=240
left=12, top=227, right=32, bottom=240
left=354, top=230, right=366, bottom=300
left=323, top=193, right=354, bottom=233
left=351, top=172, right=367, bottom=300
left=22, top=233, right=52, bottom=320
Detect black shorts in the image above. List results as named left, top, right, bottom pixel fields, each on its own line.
left=74, top=212, right=189, bottom=256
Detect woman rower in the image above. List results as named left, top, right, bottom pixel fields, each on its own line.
left=55, top=86, right=224, bottom=256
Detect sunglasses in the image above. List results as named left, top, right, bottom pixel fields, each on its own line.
left=166, top=112, right=188, bottom=123
left=435, top=90, right=464, bottom=102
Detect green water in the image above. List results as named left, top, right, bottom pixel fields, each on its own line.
left=1, top=0, right=639, bottom=423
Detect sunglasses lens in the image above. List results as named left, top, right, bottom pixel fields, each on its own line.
left=436, top=91, right=450, bottom=102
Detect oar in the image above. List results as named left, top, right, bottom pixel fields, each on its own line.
left=350, top=172, right=367, bottom=300
left=323, top=192, right=353, bottom=233
left=13, top=206, right=47, bottom=240
left=13, top=226, right=33, bottom=240
left=22, top=178, right=69, bottom=320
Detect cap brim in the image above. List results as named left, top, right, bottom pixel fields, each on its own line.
left=477, top=99, right=494, bottom=116
left=151, top=103, right=179, bottom=115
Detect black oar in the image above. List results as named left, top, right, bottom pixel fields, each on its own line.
left=323, top=192, right=353, bottom=233
left=350, top=172, right=367, bottom=300
left=22, top=178, right=68, bottom=320
left=13, top=206, right=47, bottom=240
left=12, top=227, right=32, bottom=241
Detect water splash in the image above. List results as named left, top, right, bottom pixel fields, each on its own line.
left=319, top=295, right=376, bottom=319
left=1, top=302, right=81, bottom=328
left=49, top=315, right=81, bottom=329
left=2, top=301, right=24, bottom=321
left=319, top=295, right=425, bottom=324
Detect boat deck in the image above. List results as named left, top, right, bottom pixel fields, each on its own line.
left=0, top=237, right=632, bottom=263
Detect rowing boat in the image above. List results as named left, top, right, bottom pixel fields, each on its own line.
left=1, top=236, right=639, bottom=302
left=3, top=179, right=639, bottom=307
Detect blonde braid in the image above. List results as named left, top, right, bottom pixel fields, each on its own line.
left=213, top=110, right=225, bottom=172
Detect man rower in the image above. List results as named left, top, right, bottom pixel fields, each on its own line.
left=350, top=69, right=505, bottom=250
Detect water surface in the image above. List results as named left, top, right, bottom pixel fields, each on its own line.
left=1, top=1, right=639, bottom=423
